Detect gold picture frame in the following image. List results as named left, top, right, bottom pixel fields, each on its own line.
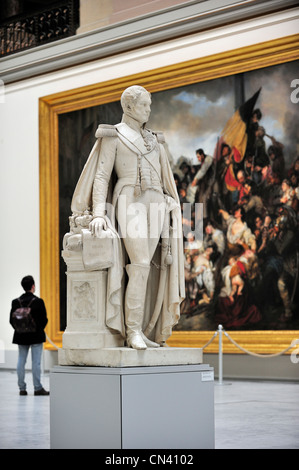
left=39, top=33, right=299, bottom=353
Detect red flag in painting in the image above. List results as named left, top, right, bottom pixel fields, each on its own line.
left=214, top=89, right=261, bottom=192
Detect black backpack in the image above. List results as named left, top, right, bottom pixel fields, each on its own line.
left=11, top=297, right=36, bottom=333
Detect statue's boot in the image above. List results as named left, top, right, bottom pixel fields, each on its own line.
left=125, top=263, right=150, bottom=350
left=141, top=332, right=160, bottom=348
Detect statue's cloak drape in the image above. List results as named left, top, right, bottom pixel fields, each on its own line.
left=71, top=125, right=185, bottom=344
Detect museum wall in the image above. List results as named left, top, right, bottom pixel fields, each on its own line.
left=77, top=0, right=188, bottom=33
left=0, top=4, right=298, bottom=379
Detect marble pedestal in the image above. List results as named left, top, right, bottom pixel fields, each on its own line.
left=50, top=364, right=215, bottom=449
left=61, top=250, right=124, bottom=359
left=58, top=345, right=203, bottom=367
left=61, top=249, right=203, bottom=367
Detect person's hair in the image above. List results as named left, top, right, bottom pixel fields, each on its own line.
left=207, top=242, right=219, bottom=264
left=205, top=219, right=215, bottom=228
left=258, top=126, right=266, bottom=136
left=233, top=205, right=246, bottom=220
left=282, top=179, right=291, bottom=187
left=21, top=275, right=35, bottom=292
left=221, top=143, right=231, bottom=154
left=244, top=179, right=257, bottom=195
left=179, top=162, right=190, bottom=170
left=120, top=86, right=150, bottom=111
left=253, top=108, right=262, bottom=120
left=196, top=148, right=205, bottom=156
left=267, top=145, right=276, bottom=156
left=239, top=206, right=246, bottom=220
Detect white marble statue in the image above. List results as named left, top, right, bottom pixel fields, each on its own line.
left=64, top=85, right=185, bottom=350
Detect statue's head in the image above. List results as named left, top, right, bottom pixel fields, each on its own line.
left=121, top=85, right=151, bottom=124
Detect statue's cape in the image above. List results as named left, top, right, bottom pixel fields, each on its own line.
left=71, top=124, right=185, bottom=343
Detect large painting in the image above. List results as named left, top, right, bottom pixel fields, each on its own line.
left=148, top=62, right=299, bottom=335
left=39, top=34, right=299, bottom=353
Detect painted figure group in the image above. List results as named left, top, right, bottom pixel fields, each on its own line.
left=174, top=106, right=299, bottom=329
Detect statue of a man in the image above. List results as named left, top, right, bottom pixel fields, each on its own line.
left=68, top=85, right=185, bottom=350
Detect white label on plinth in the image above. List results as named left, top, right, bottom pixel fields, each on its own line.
left=201, top=371, right=214, bottom=381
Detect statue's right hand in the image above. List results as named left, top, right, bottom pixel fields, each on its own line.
left=89, top=217, right=107, bottom=238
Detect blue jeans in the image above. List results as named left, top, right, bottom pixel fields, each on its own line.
left=17, top=343, right=43, bottom=392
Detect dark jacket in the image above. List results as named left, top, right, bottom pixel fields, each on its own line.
left=10, top=292, right=48, bottom=345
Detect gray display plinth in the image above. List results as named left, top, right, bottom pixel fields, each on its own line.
left=50, top=364, right=215, bottom=449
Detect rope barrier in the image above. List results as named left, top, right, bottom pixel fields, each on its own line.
left=200, top=324, right=299, bottom=385
left=201, top=325, right=297, bottom=358
left=223, top=330, right=296, bottom=358
left=46, top=334, right=60, bottom=350
left=201, top=331, right=218, bottom=349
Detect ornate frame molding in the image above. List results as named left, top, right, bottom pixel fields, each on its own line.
left=3, top=0, right=298, bottom=84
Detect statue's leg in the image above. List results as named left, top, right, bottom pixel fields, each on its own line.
left=116, top=188, right=166, bottom=349
left=125, top=263, right=150, bottom=349
left=122, top=224, right=161, bottom=349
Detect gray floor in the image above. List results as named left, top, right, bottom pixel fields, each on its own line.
left=0, top=369, right=298, bottom=449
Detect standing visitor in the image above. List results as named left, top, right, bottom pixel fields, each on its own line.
left=10, top=275, right=49, bottom=396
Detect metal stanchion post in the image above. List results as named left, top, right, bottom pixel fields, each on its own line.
left=215, top=325, right=231, bottom=386
left=218, top=324, right=223, bottom=385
